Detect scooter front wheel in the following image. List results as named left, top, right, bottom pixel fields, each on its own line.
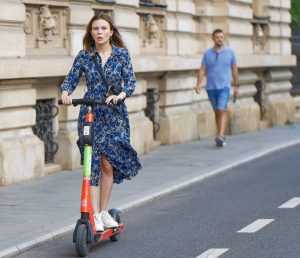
left=75, top=224, right=90, bottom=257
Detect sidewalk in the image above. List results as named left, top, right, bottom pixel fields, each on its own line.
left=1, top=124, right=300, bottom=257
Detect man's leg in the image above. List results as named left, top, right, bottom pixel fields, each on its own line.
left=215, top=111, right=220, bottom=132
left=216, top=109, right=227, bottom=137
left=214, top=88, right=230, bottom=146
left=207, top=90, right=218, bottom=129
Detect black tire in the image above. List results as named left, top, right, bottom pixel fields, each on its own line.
left=109, top=211, right=121, bottom=242
left=75, top=224, right=90, bottom=257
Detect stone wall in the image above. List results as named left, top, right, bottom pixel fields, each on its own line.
left=0, top=0, right=297, bottom=185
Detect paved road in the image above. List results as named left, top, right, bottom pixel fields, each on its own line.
left=13, top=144, right=300, bottom=258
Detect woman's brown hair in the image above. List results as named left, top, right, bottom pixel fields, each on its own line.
left=83, top=13, right=126, bottom=51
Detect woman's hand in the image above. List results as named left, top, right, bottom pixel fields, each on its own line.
left=105, top=92, right=126, bottom=105
left=61, top=91, right=72, bottom=105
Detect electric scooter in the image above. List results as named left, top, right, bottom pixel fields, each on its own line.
left=58, top=98, right=124, bottom=257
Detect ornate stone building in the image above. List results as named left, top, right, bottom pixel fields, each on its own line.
left=0, top=0, right=297, bottom=185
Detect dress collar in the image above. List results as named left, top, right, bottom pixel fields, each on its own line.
left=90, top=44, right=123, bottom=57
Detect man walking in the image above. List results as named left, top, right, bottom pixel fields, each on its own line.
left=196, top=29, right=239, bottom=147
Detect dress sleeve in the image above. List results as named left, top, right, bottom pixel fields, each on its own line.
left=121, top=49, right=136, bottom=97
left=60, top=50, right=84, bottom=95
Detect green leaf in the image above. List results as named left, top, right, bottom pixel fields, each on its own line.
left=291, top=0, right=300, bottom=29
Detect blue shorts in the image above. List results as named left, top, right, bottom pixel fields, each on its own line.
left=207, top=88, right=230, bottom=111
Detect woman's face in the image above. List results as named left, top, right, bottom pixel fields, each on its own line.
left=91, top=19, right=113, bottom=46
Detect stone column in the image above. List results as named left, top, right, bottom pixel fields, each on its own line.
left=158, top=71, right=199, bottom=145
left=0, top=80, right=44, bottom=186
left=69, top=2, right=94, bottom=57
left=54, top=82, right=85, bottom=170
left=196, top=0, right=253, bottom=54
left=267, top=0, right=292, bottom=55
left=294, top=96, right=300, bottom=123
left=114, top=1, right=140, bottom=54
left=127, top=79, right=157, bottom=154
left=0, top=0, right=26, bottom=57
left=263, top=69, right=295, bottom=125
left=227, top=71, right=261, bottom=134
left=193, top=91, right=217, bottom=139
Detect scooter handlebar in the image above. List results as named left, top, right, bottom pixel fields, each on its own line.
left=57, top=98, right=124, bottom=106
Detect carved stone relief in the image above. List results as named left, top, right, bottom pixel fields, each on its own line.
left=38, top=5, right=57, bottom=42
left=252, top=17, right=269, bottom=52
left=24, top=12, right=32, bottom=35
left=145, top=14, right=159, bottom=45
left=23, top=4, right=69, bottom=55
left=140, top=13, right=165, bottom=53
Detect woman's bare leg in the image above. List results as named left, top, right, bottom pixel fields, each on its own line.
left=90, top=186, right=100, bottom=214
left=99, top=155, right=114, bottom=211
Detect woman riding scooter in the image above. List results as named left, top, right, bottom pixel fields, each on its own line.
left=60, top=13, right=142, bottom=232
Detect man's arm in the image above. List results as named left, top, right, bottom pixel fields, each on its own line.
left=196, top=66, right=206, bottom=94
left=232, top=64, right=238, bottom=86
left=232, top=64, right=239, bottom=96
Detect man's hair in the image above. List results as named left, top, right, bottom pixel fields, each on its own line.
left=212, top=29, right=224, bottom=37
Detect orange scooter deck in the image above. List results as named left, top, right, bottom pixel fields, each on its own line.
left=96, top=223, right=125, bottom=241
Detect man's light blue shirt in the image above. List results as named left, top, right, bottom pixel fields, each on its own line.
left=201, top=46, right=237, bottom=90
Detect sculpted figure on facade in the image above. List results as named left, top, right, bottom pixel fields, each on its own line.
left=253, top=22, right=269, bottom=51
left=145, top=14, right=159, bottom=46
left=24, top=12, right=32, bottom=35
left=39, top=5, right=57, bottom=41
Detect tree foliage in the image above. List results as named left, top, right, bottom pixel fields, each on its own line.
left=291, top=0, right=300, bottom=29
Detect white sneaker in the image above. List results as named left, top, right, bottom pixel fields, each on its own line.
left=93, top=213, right=104, bottom=232
left=101, top=211, right=119, bottom=228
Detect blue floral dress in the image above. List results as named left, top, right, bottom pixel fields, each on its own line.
left=60, top=45, right=142, bottom=186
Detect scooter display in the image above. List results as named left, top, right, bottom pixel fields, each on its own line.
left=58, top=98, right=124, bottom=257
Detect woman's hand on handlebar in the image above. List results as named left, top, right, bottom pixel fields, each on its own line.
left=105, top=92, right=126, bottom=105
left=61, top=91, right=72, bottom=105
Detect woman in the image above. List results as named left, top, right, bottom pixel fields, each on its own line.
left=60, top=13, right=142, bottom=232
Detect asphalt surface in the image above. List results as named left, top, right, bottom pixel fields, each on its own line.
left=1, top=124, right=299, bottom=257
left=13, top=144, right=300, bottom=258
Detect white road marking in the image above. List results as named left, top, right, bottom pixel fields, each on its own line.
left=237, top=219, right=274, bottom=233
left=196, top=248, right=229, bottom=258
left=279, top=197, right=300, bottom=208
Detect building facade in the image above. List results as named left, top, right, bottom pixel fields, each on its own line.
left=0, top=0, right=298, bottom=185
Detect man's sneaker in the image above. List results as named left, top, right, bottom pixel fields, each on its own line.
left=93, top=213, right=104, bottom=232
left=215, top=135, right=226, bottom=147
left=220, top=136, right=226, bottom=146
left=215, top=135, right=222, bottom=146
left=101, top=210, right=119, bottom=228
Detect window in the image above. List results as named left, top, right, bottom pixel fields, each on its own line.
left=139, top=0, right=167, bottom=8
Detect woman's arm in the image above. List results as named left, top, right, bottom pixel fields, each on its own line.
left=60, top=50, right=85, bottom=96
left=121, top=48, right=136, bottom=97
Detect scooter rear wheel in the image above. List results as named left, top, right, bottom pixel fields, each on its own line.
left=75, top=224, right=90, bottom=257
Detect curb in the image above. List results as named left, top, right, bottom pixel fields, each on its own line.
left=1, top=139, right=300, bottom=257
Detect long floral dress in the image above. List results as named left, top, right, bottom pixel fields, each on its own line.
left=60, top=45, right=142, bottom=186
